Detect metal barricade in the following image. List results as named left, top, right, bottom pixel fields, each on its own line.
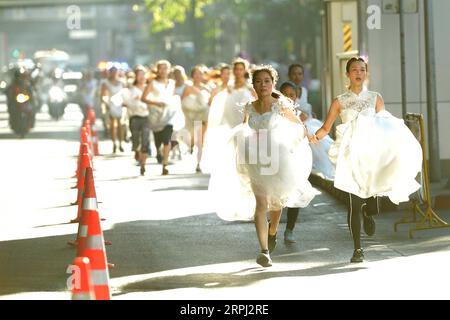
left=394, top=113, right=450, bottom=238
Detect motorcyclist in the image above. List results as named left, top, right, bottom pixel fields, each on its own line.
left=6, top=67, right=36, bottom=133
left=6, top=68, right=33, bottom=111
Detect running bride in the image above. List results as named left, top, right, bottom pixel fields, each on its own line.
left=310, top=57, right=422, bottom=263
left=209, top=65, right=318, bottom=267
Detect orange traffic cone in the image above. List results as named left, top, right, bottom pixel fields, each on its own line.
left=79, top=209, right=112, bottom=299
left=80, top=126, right=89, bottom=146
left=87, top=107, right=96, bottom=125
left=92, top=128, right=100, bottom=156
left=71, top=129, right=89, bottom=179
left=71, top=143, right=90, bottom=190
left=87, top=108, right=100, bottom=156
left=70, top=257, right=95, bottom=300
left=84, top=120, right=94, bottom=154
left=68, top=167, right=111, bottom=247
left=70, top=152, right=92, bottom=223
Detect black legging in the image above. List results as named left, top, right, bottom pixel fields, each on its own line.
left=129, top=116, right=150, bottom=153
left=154, top=125, right=174, bottom=150
left=286, top=207, right=299, bottom=231
left=348, top=194, right=379, bottom=249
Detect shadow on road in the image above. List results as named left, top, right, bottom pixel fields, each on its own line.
left=115, top=262, right=365, bottom=295
left=0, top=234, right=77, bottom=296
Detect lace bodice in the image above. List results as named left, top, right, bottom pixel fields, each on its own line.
left=337, top=89, right=378, bottom=123
left=245, top=98, right=294, bottom=130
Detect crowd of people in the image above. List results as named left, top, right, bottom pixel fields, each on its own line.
left=78, top=57, right=422, bottom=267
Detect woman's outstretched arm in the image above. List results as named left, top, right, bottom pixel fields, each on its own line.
left=310, top=98, right=341, bottom=143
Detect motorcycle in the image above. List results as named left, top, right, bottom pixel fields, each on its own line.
left=7, top=82, right=36, bottom=138
left=47, top=84, right=67, bottom=120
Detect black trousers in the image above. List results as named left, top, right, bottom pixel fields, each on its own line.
left=154, top=125, right=174, bottom=150
left=348, top=194, right=380, bottom=249
left=129, top=116, right=150, bottom=153
left=286, top=207, right=299, bottom=231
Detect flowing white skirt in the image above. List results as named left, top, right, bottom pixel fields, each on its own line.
left=329, top=108, right=422, bottom=204
left=207, top=116, right=318, bottom=221
left=305, top=118, right=335, bottom=181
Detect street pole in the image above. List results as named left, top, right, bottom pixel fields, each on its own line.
left=191, top=0, right=198, bottom=64
left=399, top=0, right=407, bottom=118
left=423, top=0, right=441, bottom=182
left=357, top=0, right=369, bottom=58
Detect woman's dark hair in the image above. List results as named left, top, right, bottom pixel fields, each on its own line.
left=279, top=81, right=297, bottom=93
left=346, top=57, right=368, bottom=73
left=288, top=63, right=304, bottom=75
left=251, top=64, right=281, bottom=99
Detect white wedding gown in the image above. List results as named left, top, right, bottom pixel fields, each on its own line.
left=208, top=97, right=318, bottom=221
left=304, top=117, right=335, bottom=181
left=201, top=85, right=255, bottom=173
left=208, top=85, right=255, bottom=128
left=329, top=89, right=422, bottom=204
left=182, top=89, right=210, bottom=132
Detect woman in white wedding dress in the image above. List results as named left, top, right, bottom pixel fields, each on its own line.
left=209, top=58, right=256, bottom=128
left=280, top=81, right=335, bottom=181
left=201, top=58, right=256, bottom=173
left=181, top=65, right=211, bottom=173
left=310, top=57, right=422, bottom=263
left=142, top=60, right=185, bottom=175
left=276, top=81, right=335, bottom=246
left=209, top=65, right=317, bottom=267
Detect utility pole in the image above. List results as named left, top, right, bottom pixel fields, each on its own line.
left=190, top=0, right=199, bottom=64
left=424, top=0, right=441, bottom=182
left=399, top=0, right=407, bottom=118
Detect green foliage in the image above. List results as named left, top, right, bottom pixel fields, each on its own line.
left=145, top=0, right=322, bottom=34
left=144, top=0, right=324, bottom=66
left=145, top=0, right=214, bottom=33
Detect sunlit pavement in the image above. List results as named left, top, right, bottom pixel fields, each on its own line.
left=0, top=97, right=450, bottom=300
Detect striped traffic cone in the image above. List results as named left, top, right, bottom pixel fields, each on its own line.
left=80, top=209, right=112, bottom=300
left=71, top=128, right=89, bottom=180
left=88, top=109, right=100, bottom=156
left=70, top=152, right=92, bottom=223
left=84, top=120, right=94, bottom=156
left=68, top=167, right=111, bottom=248
left=71, top=143, right=90, bottom=191
left=71, top=257, right=95, bottom=300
